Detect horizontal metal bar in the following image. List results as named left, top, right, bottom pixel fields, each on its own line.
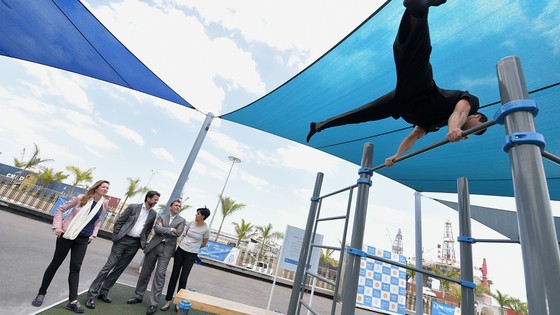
left=316, top=215, right=347, bottom=222
left=371, top=120, right=497, bottom=172
left=299, top=300, right=319, bottom=315
left=310, top=244, right=342, bottom=252
left=543, top=151, right=560, bottom=165
left=318, top=184, right=357, bottom=199
left=364, top=252, right=461, bottom=285
left=305, top=271, right=336, bottom=287
left=475, top=238, right=520, bottom=243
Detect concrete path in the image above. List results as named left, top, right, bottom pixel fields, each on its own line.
left=1, top=209, right=378, bottom=315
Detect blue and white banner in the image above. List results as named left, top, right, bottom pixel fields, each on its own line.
left=356, top=245, right=407, bottom=315
left=432, top=301, right=459, bottom=315
left=198, top=240, right=240, bottom=266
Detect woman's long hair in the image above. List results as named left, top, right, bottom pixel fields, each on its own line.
left=79, top=180, right=110, bottom=207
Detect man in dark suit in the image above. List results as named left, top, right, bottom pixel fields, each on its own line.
left=85, top=191, right=160, bottom=309
left=127, top=199, right=186, bottom=314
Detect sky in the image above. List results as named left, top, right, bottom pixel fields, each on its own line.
left=1, top=0, right=559, bottom=304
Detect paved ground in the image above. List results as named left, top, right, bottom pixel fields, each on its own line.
left=1, top=209, right=379, bottom=315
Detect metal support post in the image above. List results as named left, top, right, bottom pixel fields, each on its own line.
left=414, top=192, right=424, bottom=315
left=497, top=56, right=560, bottom=314
left=165, top=112, right=214, bottom=210
left=340, top=142, right=373, bottom=315
left=287, top=172, right=324, bottom=315
left=457, top=178, right=475, bottom=315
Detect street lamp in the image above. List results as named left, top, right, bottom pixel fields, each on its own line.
left=146, top=170, right=158, bottom=189
left=208, top=155, right=241, bottom=230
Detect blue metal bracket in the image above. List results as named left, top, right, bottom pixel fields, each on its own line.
left=503, top=132, right=546, bottom=153
left=347, top=247, right=366, bottom=257
left=358, top=167, right=373, bottom=175
left=310, top=196, right=319, bottom=202
left=460, top=280, right=477, bottom=289
left=357, top=178, right=372, bottom=186
left=457, top=236, right=476, bottom=243
left=493, top=99, right=539, bottom=125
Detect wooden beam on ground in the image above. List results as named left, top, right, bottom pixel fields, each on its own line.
left=173, top=289, right=282, bottom=315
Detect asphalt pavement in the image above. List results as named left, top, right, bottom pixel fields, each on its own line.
left=1, top=209, right=378, bottom=315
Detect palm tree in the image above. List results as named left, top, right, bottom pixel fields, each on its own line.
left=157, top=203, right=191, bottom=215
left=255, top=223, right=284, bottom=260
left=36, top=168, right=69, bottom=191
left=431, top=267, right=459, bottom=299
left=449, top=285, right=461, bottom=306
left=320, top=248, right=338, bottom=267
left=65, top=166, right=94, bottom=195
left=232, top=219, right=256, bottom=247
left=508, top=297, right=527, bottom=315
left=214, top=196, right=246, bottom=241
left=13, top=143, right=53, bottom=171
left=118, top=178, right=144, bottom=213
left=491, top=290, right=511, bottom=315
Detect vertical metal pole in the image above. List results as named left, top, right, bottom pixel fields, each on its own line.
left=340, top=142, right=373, bottom=315
left=165, top=112, right=214, bottom=210
left=457, top=178, right=475, bottom=315
left=287, top=172, right=323, bottom=315
left=209, top=155, right=241, bottom=230
left=497, top=56, right=560, bottom=315
left=414, top=192, right=424, bottom=315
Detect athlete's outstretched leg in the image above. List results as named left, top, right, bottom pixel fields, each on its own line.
left=307, top=90, right=397, bottom=142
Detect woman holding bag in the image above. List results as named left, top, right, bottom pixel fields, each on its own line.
left=31, top=179, right=110, bottom=313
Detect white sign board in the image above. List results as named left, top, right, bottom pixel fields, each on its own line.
left=278, top=225, right=323, bottom=273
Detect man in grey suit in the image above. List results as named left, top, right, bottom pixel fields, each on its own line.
left=127, top=199, right=186, bottom=314
left=85, top=191, right=160, bottom=309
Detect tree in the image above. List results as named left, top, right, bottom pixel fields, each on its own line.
left=508, top=297, right=527, bottom=315
left=214, top=196, right=246, bottom=241
left=65, top=166, right=94, bottom=195
left=13, top=143, right=53, bottom=171
left=36, top=168, right=69, bottom=191
left=157, top=203, right=191, bottom=215
left=232, top=219, right=256, bottom=247
left=491, top=290, right=511, bottom=315
left=431, top=267, right=459, bottom=299
left=255, top=223, right=284, bottom=260
left=320, top=248, right=338, bottom=267
left=118, top=178, right=144, bottom=213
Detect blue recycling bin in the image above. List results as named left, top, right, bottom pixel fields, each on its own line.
left=177, top=298, right=191, bottom=315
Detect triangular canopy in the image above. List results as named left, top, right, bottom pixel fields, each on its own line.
left=0, top=0, right=193, bottom=109
left=0, top=1, right=558, bottom=199
left=221, top=0, right=560, bottom=200
left=434, top=199, right=560, bottom=242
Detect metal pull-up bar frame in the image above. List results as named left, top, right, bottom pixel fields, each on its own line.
left=370, top=120, right=497, bottom=172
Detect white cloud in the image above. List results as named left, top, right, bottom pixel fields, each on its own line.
left=181, top=0, right=385, bottom=65
left=103, top=122, right=145, bottom=146
left=22, top=64, right=93, bottom=112
left=276, top=145, right=340, bottom=175
left=151, top=147, right=176, bottom=163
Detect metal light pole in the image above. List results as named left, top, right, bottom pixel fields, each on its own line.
left=146, top=169, right=158, bottom=189
left=208, top=155, right=241, bottom=230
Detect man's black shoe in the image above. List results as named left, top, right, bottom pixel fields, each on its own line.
left=98, top=293, right=112, bottom=303
left=146, top=305, right=157, bottom=315
left=127, top=297, right=142, bottom=304
left=85, top=298, right=95, bottom=309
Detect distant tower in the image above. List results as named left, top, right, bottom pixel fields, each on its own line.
left=392, top=228, right=404, bottom=255
left=480, top=258, right=489, bottom=288
left=440, top=220, right=456, bottom=265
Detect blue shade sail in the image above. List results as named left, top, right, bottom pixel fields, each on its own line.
left=221, top=0, right=560, bottom=200
left=0, top=1, right=557, bottom=199
left=0, top=0, right=193, bottom=108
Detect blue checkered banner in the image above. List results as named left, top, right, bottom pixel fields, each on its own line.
left=356, top=245, right=407, bottom=315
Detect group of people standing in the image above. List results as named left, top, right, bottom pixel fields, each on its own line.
left=31, top=180, right=211, bottom=314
